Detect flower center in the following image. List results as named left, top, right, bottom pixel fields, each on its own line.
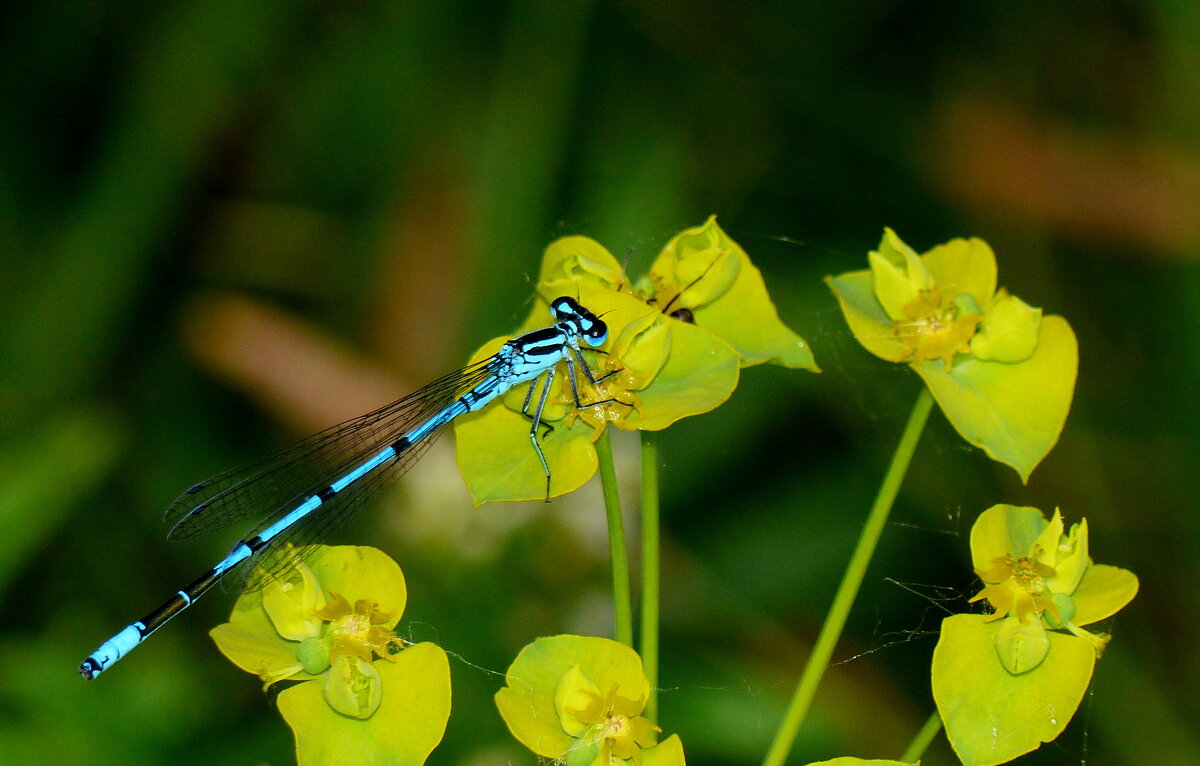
left=312, top=592, right=402, bottom=665
left=1010, top=554, right=1046, bottom=590
left=566, top=683, right=661, bottom=764
left=893, top=287, right=982, bottom=368
left=331, top=611, right=372, bottom=643
left=602, top=710, right=630, bottom=741
left=972, top=550, right=1063, bottom=625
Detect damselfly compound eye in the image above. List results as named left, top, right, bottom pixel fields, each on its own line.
left=583, top=321, right=608, bottom=346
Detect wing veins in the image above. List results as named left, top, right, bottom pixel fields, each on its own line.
left=165, top=357, right=496, bottom=541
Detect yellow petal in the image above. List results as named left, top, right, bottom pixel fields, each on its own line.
left=211, top=617, right=312, bottom=685
left=825, top=269, right=911, bottom=363
left=554, top=664, right=601, bottom=736
left=262, top=561, right=326, bottom=641
left=1047, top=517, right=1090, bottom=595
left=1030, top=509, right=1065, bottom=565
left=308, top=546, right=407, bottom=630
left=920, top=236, right=997, bottom=308
left=538, top=236, right=627, bottom=291
left=613, top=311, right=672, bottom=389
left=655, top=217, right=817, bottom=370
left=869, top=228, right=934, bottom=320
left=1070, top=564, right=1139, bottom=625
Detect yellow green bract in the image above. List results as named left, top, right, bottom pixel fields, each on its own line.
left=210, top=545, right=451, bottom=766
left=495, top=634, right=686, bottom=766
left=826, top=229, right=1078, bottom=482
left=802, top=760, right=914, bottom=766
left=455, top=216, right=818, bottom=504
left=931, top=505, right=1138, bottom=766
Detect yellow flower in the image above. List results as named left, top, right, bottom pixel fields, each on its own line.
left=456, top=217, right=818, bottom=503
left=495, top=635, right=686, bottom=766
left=568, top=684, right=661, bottom=766
left=827, top=228, right=1078, bottom=482
left=313, top=592, right=401, bottom=668
left=971, top=553, right=1061, bottom=626
left=210, top=545, right=451, bottom=766
left=966, top=504, right=1139, bottom=675
left=932, top=505, right=1139, bottom=765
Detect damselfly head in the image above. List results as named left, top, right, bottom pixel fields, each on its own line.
left=550, top=296, right=608, bottom=347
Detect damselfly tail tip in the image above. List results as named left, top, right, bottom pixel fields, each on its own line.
left=78, top=658, right=100, bottom=680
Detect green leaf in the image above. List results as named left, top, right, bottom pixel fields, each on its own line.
left=278, top=642, right=451, bottom=766
left=913, top=315, right=1078, bottom=482
left=933, top=614, right=1094, bottom=766
left=495, top=635, right=650, bottom=760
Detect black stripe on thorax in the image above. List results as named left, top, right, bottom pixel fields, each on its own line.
left=518, top=327, right=569, bottom=356
left=521, top=330, right=570, bottom=357
left=520, top=326, right=562, bottom=343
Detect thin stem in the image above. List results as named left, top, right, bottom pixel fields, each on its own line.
left=640, top=430, right=661, bottom=723
left=900, top=710, right=943, bottom=763
left=596, top=428, right=634, bottom=647
left=761, top=388, right=934, bottom=766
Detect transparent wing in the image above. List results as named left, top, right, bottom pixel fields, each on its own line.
left=162, top=358, right=497, bottom=577
left=230, top=432, right=439, bottom=593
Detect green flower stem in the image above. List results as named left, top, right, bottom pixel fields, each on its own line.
left=640, top=430, right=661, bottom=723
left=596, top=429, right=634, bottom=647
left=900, top=710, right=943, bottom=763
left=762, top=387, right=934, bottom=766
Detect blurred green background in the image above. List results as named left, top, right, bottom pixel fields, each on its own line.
left=2, top=1, right=1198, bottom=764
